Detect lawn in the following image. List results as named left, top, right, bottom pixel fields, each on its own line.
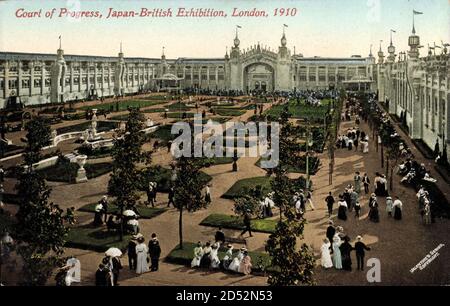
left=56, top=121, right=118, bottom=135
left=222, top=176, right=273, bottom=199
left=143, top=108, right=167, bottom=113
left=213, top=109, right=246, bottom=117
left=167, top=102, right=192, bottom=111
left=38, top=159, right=112, bottom=183
left=222, top=176, right=309, bottom=199
left=200, top=214, right=277, bottom=234
left=166, top=112, right=196, bottom=119
left=78, top=203, right=166, bottom=219
left=65, top=225, right=131, bottom=252
left=165, top=242, right=273, bottom=274
left=256, top=156, right=320, bottom=174
left=79, top=99, right=168, bottom=112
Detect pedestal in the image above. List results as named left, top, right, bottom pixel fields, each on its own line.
left=75, top=168, right=88, bottom=183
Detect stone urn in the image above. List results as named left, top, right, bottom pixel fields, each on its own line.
left=75, top=154, right=88, bottom=183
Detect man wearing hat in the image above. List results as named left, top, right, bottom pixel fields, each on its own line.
left=148, top=233, right=161, bottom=271
left=354, top=235, right=371, bottom=271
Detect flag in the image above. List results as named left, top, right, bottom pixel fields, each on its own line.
left=236, top=25, right=242, bottom=28
left=59, top=35, right=61, bottom=39
left=283, top=24, right=288, bottom=27
left=413, top=10, right=423, bottom=15
left=391, top=29, right=396, bottom=33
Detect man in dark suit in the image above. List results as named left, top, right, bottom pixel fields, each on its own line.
left=127, top=236, right=138, bottom=270
left=148, top=233, right=162, bottom=271
left=354, top=235, right=371, bottom=271
left=215, top=227, right=225, bottom=244
left=326, top=220, right=336, bottom=253
left=240, top=212, right=253, bottom=238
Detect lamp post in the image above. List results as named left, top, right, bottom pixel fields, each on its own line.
left=305, top=126, right=314, bottom=191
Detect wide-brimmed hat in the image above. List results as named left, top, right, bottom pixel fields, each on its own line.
left=356, top=235, right=362, bottom=241
left=328, top=220, right=334, bottom=225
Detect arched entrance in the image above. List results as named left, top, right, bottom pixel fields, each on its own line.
left=243, top=63, right=274, bottom=93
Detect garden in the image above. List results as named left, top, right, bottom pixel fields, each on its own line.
left=221, top=176, right=309, bottom=199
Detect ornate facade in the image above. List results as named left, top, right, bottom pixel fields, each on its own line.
left=0, top=30, right=375, bottom=108
left=377, top=23, right=450, bottom=160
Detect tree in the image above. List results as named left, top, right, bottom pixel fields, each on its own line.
left=14, top=117, right=72, bottom=285
left=108, top=108, right=151, bottom=240
left=233, top=186, right=262, bottom=218
left=265, top=105, right=315, bottom=286
left=173, top=155, right=209, bottom=249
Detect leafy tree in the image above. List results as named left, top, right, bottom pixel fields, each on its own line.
left=172, top=155, right=210, bottom=249
left=265, top=105, right=315, bottom=286
left=14, top=117, right=72, bottom=285
left=233, top=186, right=262, bottom=218
left=108, top=108, right=151, bottom=240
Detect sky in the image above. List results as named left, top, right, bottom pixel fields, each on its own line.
left=0, top=0, right=448, bottom=58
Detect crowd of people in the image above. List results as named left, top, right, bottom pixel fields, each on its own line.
left=94, top=233, right=162, bottom=286
left=322, top=221, right=371, bottom=271
left=191, top=241, right=253, bottom=275
left=93, top=195, right=141, bottom=234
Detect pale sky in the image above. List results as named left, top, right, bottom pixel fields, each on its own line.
left=0, top=0, right=448, bottom=58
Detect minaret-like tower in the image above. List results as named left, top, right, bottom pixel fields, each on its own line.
left=230, top=27, right=241, bottom=59
left=408, top=18, right=421, bottom=59
left=387, top=31, right=396, bottom=63
left=224, top=47, right=229, bottom=61
left=278, top=30, right=288, bottom=59
left=378, top=41, right=385, bottom=64
left=50, top=36, right=67, bottom=103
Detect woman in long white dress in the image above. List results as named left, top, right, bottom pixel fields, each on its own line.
left=320, top=238, right=333, bottom=269
left=228, top=248, right=245, bottom=272
left=135, top=236, right=149, bottom=274
left=210, top=242, right=221, bottom=269
left=191, top=242, right=203, bottom=268
left=332, top=235, right=343, bottom=269
left=222, top=245, right=233, bottom=269
left=363, top=141, right=369, bottom=153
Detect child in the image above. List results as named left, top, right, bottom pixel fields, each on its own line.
left=355, top=200, right=361, bottom=218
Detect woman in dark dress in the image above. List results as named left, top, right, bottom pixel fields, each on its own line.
left=200, top=242, right=212, bottom=268
left=368, top=199, right=380, bottom=223
left=337, top=196, right=348, bottom=221
left=339, top=236, right=354, bottom=271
